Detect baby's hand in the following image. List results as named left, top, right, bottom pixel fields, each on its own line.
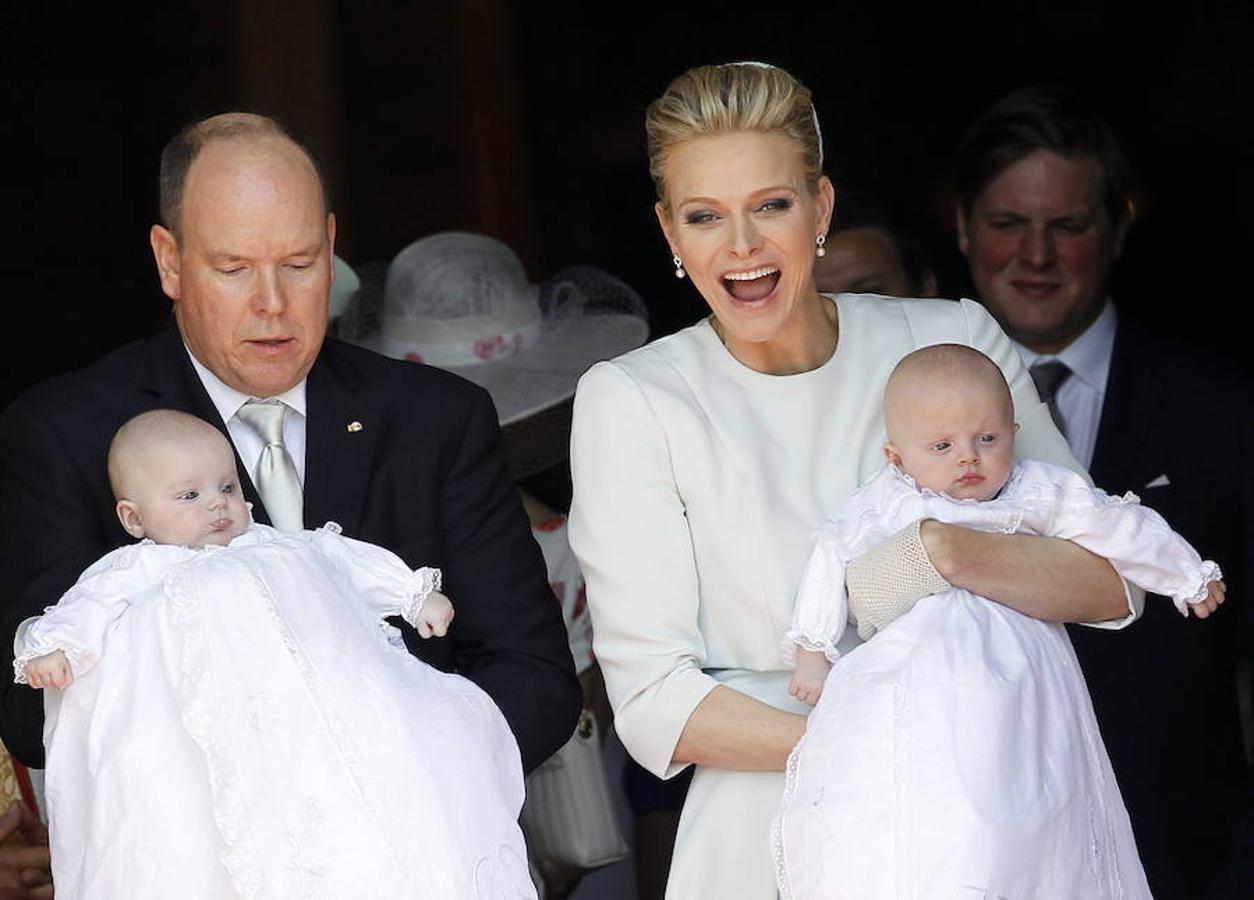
left=415, top=590, right=454, bottom=639
left=1187, top=579, right=1225, bottom=619
left=24, top=651, right=73, bottom=690
left=788, top=649, right=832, bottom=707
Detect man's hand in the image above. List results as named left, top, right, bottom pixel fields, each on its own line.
left=0, top=800, right=53, bottom=899
left=415, top=591, right=454, bottom=639
left=23, top=652, right=72, bottom=691
left=1187, top=579, right=1225, bottom=619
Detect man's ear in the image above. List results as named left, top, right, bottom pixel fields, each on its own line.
left=884, top=441, right=904, bottom=468
left=1111, top=210, right=1131, bottom=259
left=326, top=212, right=338, bottom=280
left=116, top=500, right=145, bottom=539
left=149, top=225, right=182, bottom=301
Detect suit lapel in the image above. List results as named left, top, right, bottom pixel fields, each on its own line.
left=138, top=321, right=268, bottom=521
left=1090, top=324, right=1162, bottom=492
left=301, top=343, right=378, bottom=534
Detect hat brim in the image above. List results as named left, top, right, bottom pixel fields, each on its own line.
left=355, top=313, right=648, bottom=426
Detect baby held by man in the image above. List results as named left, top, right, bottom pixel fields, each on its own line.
left=16, top=410, right=537, bottom=900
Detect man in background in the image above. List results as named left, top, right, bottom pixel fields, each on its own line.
left=814, top=186, right=938, bottom=298
left=956, top=86, right=1252, bottom=898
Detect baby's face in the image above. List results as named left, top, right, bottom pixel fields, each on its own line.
left=124, top=439, right=249, bottom=548
left=885, top=378, right=1016, bottom=501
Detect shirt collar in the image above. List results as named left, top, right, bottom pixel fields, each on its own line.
left=1014, top=299, right=1117, bottom=394
left=184, top=345, right=308, bottom=423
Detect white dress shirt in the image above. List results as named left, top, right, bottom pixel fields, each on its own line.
left=185, top=349, right=308, bottom=486
left=1014, top=300, right=1117, bottom=470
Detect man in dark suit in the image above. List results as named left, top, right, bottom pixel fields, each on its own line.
left=0, top=113, right=580, bottom=775
left=956, top=87, right=1252, bottom=898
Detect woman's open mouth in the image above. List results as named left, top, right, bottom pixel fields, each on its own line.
left=722, top=266, right=781, bottom=305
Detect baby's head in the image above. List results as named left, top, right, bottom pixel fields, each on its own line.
left=883, top=344, right=1018, bottom=501
left=108, top=410, right=248, bottom=548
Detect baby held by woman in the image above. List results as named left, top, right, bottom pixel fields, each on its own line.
left=16, top=410, right=536, bottom=900
left=775, top=344, right=1223, bottom=900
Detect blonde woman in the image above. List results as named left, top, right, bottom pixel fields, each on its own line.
left=569, top=62, right=1140, bottom=899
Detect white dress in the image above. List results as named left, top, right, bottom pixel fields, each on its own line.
left=568, top=294, right=1142, bottom=899
left=775, top=461, right=1221, bottom=900
left=13, top=524, right=536, bottom=900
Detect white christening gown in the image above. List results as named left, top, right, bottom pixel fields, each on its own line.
left=14, top=524, right=536, bottom=900
left=774, top=461, right=1222, bottom=900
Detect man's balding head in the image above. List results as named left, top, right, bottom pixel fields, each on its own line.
left=158, top=113, right=329, bottom=242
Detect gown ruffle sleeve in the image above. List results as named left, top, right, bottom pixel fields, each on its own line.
left=13, top=542, right=193, bottom=683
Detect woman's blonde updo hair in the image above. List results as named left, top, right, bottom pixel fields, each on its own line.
left=645, top=62, right=824, bottom=210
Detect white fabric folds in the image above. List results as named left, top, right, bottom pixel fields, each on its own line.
left=16, top=524, right=535, bottom=900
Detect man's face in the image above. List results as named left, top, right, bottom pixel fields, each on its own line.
left=813, top=226, right=915, bottom=298
left=150, top=137, right=335, bottom=397
left=959, top=150, right=1126, bottom=354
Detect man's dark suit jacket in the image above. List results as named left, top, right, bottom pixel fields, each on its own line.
left=0, top=322, right=581, bottom=772
left=1066, top=320, right=1252, bottom=898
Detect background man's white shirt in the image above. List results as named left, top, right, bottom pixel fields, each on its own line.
left=1014, top=300, right=1117, bottom=469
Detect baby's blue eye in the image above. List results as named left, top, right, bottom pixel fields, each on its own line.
left=979, top=433, right=997, bottom=444
left=222, top=483, right=236, bottom=495
left=931, top=441, right=952, bottom=452
left=178, top=490, right=199, bottom=501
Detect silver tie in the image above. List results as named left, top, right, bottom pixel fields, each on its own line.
left=237, top=399, right=303, bottom=531
left=1029, top=359, right=1072, bottom=440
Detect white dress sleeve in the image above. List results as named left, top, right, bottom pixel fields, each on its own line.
left=782, top=527, right=850, bottom=666
left=569, top=361, right=719, bottom=779
left=1015, top=461, right=1222, bottom=615
left=309, top=524, right=442, bottom=629
left=12, top=543, right=178, bottom=683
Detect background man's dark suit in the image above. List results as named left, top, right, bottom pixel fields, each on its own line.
left=0, top=321, right=581, bottom=772
left=1065, top=320, right=1252, bottom=896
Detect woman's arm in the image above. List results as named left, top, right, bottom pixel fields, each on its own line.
left=673, top=686, right=807, bottom=771
left=941, top=299, right=1139, bottom=624
left=570, top=361, right=803, bottom=776
left=921, top=523, right=1129, bottom=623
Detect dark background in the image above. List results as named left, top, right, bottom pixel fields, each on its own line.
left=5, top=1, right=1252, bottom=406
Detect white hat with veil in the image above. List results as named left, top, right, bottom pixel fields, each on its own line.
left=346, top=231, right=649, bottom=431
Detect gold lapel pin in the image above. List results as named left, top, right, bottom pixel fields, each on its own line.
left=347, top=421, right=364, bottom=433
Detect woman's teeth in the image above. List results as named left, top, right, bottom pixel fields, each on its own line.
left=723, top=266, right=780, bottom=282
